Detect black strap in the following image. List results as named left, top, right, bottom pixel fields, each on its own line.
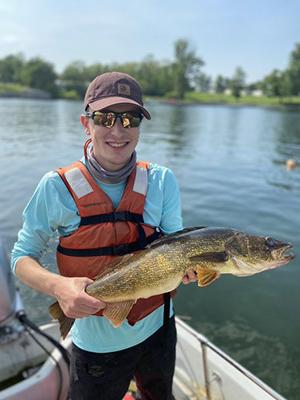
left=136, top=223, right=147, bottom=248
left=163, top=293, right=171, bottom=327
left=80, top=211, right=144, bottom=226
left=57, top=229, right=161, bottom=257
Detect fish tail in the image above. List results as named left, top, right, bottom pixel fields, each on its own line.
left=49, top=301, right=75, bottom=339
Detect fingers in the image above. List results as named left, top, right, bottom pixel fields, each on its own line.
left=182, top=270, right=198, bottom=285
left=56, top=276, right=106, bottom=318
left=80, top=292, right=106, bottom=312
left=61, top=296, right=105, bottom=319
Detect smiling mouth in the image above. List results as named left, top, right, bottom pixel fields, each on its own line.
left=106, top=142, right=129, bottom=148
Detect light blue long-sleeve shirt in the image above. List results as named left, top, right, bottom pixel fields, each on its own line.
left=11, top=160, right=183, bottom=353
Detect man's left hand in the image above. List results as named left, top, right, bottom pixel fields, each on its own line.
left=182, top=269, right=198, bottom=284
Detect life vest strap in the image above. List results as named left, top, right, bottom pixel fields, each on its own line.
left=57, top=229, right=161, bottom=257
left=79, top=211, right=144, bottom=226
left=163, top=292, right=171, bottom=327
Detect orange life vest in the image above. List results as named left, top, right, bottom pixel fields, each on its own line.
left=56, top=160, right=174, bottom=325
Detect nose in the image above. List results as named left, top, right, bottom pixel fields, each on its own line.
left=110, top=118, right=125, bottom=134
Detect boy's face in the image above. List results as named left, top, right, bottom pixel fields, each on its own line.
left=80, top=103, right=141, bottom=172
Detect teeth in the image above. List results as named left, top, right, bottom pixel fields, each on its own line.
left=107, top=143, right=127, bottom=148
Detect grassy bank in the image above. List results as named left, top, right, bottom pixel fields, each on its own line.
left=182, top=92, right=300, bottom=107
left=1, top=81, right=300, bottom=108
left=0, top=82, right=28, bottom=95
left=0, top=82, right=52, bottom=99
left=0, top=82, right=79, bottom=100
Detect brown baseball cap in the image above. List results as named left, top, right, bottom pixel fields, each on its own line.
left=84, top=72, right=151, bottom=119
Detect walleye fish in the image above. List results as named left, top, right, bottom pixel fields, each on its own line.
left=49, top=227, right=294, bottom=338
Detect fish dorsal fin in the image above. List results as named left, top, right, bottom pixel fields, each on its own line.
left=102, top=300, right=136, bottom=327
left=189, top=251, right=228, bottom=264
left=196, top=268, right=220, bottom=287
left=93, top=253, right=135, bottom=280
left=148, top=226, right=207, bottom=249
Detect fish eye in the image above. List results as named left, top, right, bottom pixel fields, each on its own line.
left=265, top=237, right=276, bottom=247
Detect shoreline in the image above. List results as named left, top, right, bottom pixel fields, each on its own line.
left=1, top=89, right=300, bottom=109
left=148, top=93, right=300, bottom=109
left=156, top=99, right=300, bottom=111
left=0, top=88, right=51, bottom=100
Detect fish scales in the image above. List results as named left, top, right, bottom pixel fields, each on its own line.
left=87, top=244, right=187, bottom=302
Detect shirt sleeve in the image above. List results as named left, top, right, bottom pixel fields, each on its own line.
left=10, top=171, right=78, bottom=274
left=160, top=168, right=183, bottom=234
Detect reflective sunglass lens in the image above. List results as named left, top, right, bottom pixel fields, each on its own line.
left=92, top=112, right=104, bottom=126
left=90, top=111, right=142, bottom=128
left=103, top=112, right=116, bottom=128
left=122, top=113, right=143, bottom=128
left=122, top=116, right=131, bottom=128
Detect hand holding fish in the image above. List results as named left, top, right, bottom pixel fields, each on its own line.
left=54, top=276, right=106, bottom=318
left=182, top=269, right=198, bottom=284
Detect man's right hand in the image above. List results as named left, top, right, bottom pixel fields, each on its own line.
left=15, top=257, right=106, bottom=319
left=54, top=276, right=106, bottom=319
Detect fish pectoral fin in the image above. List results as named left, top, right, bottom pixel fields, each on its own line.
left=196, top=268, right=220, bottom=287
left=189, top=251, right=228, bottom=264
left=103, top=300, right=136, bottom=328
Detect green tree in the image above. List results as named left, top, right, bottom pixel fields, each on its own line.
left=137, top=55, right=174, bottom=96
left=61, top=61, right=87, bottom=83
left=153, top=63, right=175, bottom=96
left=60, top=61, right=89, bottom=97
left=0, top=53, right=25, bottom=83
left=280, top=71, right=293, bottom=96
left=173, top=39, right=204, bottom=99
left=230, top=67, right=246, bottom=98
left=261, top=69, right=283, bottom=96
left=21, top=57, right=57, bottom=96
left=84, top=63, right=108, bottom=81
left=286, top=43, right=300, bottom=95
left=214, top=75, right=228, bottom=93
left=194, top=73, right=211, bottom=93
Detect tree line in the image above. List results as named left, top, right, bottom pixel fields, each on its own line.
left=0, top=39, right=300, bottom=99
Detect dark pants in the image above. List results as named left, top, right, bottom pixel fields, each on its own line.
left=69, top=316, right=176, bottom=400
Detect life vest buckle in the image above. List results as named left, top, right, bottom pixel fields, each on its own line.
left=113, top=211, right=127, bottom=222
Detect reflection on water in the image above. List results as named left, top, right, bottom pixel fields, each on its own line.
left=1, top=99, right=300, bottom=399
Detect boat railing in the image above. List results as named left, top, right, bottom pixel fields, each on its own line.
left=174, top=316, right=286, bottom=400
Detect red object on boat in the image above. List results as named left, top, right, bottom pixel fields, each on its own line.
left=123, top=394, right=135, bottom=400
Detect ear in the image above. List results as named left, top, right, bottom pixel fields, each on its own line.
left=80, top=115, right=90, bottom=135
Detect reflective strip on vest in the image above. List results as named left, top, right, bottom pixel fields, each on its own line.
left=64, top=167, right=93, bottom=198
left=133, top=166, right=148, bottom=195
left=65, top=165, right=148, bottom=198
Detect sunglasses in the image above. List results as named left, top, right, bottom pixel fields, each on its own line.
left=85, top=110, right=143, bottom=128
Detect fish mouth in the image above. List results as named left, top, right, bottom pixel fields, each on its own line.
left=270, top=243, right=294, bottom=268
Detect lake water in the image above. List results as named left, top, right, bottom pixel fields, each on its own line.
left=0, top=98, right=299, bottom=399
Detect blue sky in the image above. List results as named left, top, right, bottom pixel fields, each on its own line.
left=0, top=0, right=299, bottom=83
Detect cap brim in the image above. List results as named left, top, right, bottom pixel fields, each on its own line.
left=88, top=97, right=151, bottom=119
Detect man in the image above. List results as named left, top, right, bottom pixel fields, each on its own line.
left=11, top=72, right=197, bottom=400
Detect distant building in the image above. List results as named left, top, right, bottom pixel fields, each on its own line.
left=224, top=88, right=263, bottom=97
left=251, top=89, right=263, bottom=97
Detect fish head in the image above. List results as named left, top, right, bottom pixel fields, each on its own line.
left=225, top=232, right=294, bottom=276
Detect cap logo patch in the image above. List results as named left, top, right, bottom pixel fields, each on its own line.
left=117, top=83, right=131, bottom=96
